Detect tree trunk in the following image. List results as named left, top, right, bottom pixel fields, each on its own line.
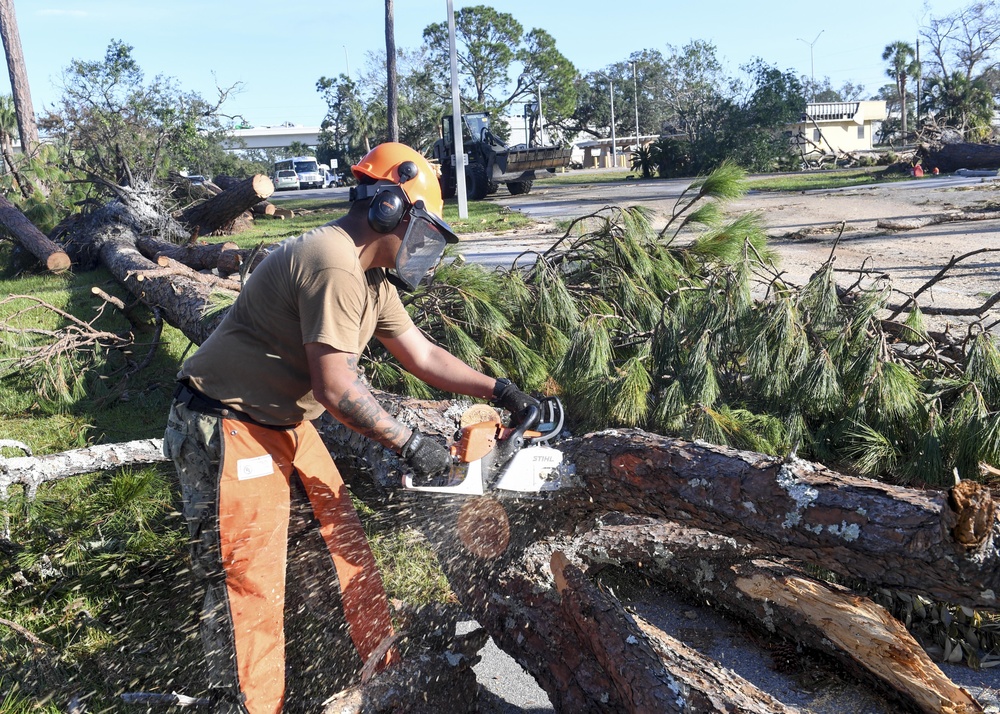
left=557, top=430, right=999, bottom=610
left=0, top=438, right=166, bottom=499
left=177, top=174, right=273, bottom=239
left=919, top=142, right=1000, bottom=172
left=0, top=0, right=39, bottom=159
left=43, top=220, right=1000, bottom=712
left=385, top=0, right=399, bottom=143
left=572, top=516, right=984, bottom=714
left=551, top=550, right=802, bottom=713
left=92, top=217, right=231, bottom=345
left=135, top=234, right=239, bottom=271
left=0, top=193, right=70, bottom=272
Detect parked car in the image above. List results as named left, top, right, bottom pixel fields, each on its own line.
left=273, top=169, right=300, bottom=191
left=324, top=172, right=344, bottom=188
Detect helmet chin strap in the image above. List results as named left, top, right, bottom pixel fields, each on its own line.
left=384, top=271, right=412, bottom=292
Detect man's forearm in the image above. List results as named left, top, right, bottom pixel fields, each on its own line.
left=410, top=344, right=496, bottom=400
left=321, top=356, right=411, bottom=452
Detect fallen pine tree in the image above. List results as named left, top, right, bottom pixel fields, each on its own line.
left=1, top=403, right=994, bottom=713
left=6, top=167, right=1000, bottom=711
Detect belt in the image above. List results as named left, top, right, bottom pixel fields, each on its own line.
left=173, top=381, right=252, bottom=421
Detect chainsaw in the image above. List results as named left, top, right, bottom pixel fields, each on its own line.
left=402, top=396, right=574, bottom=496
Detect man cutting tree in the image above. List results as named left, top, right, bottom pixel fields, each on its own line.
left=162, top=142, right=536, bottom=713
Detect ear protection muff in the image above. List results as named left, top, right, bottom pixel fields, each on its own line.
left=367, top=188, right=407, bottom=233
left=354, top=159, right=421, bottom=233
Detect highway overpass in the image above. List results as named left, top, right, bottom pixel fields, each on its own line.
left=221, top=125, right=323, bottom=151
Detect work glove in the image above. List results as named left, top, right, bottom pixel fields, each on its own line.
left=491, top=378, right=539, bottom=416
left=400, top=430, right=452, bottom=484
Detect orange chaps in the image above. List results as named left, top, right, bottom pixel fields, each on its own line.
left=168, top=405, right=398, bottom=714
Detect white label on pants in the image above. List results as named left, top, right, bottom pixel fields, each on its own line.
left=237, top=454, right=274, bottom=480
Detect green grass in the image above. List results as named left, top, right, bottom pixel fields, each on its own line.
left=534, top=168, right=636, bottom=185
left=443, top=197, right=534, bottom=232
left=747, top=167, right=909, bottom=192
left=232, top=195, right=534, bottom=249
left=0, top=234, right=453, bottom=708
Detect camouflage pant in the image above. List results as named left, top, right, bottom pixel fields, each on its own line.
left=163, top=400, right=373, bottom=713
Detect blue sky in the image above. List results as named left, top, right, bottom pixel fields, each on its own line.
left=10, top=0, right=973, bottom=128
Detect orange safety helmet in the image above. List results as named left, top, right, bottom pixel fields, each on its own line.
left=352, top=143, right=444, bottom=218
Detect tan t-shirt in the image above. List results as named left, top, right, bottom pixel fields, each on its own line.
left=179, top=223, right=414, bottom=425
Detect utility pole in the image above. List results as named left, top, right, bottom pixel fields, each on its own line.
left=632, top=62, right=640, bottom=152
left=385, top=0, right=398, bottom=142
left=447, top=0, right=467, bottom=218
left=598, top=72, right=617, bottom=168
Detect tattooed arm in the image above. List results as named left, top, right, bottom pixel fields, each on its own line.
left=304, top=342, right=411, bottom=453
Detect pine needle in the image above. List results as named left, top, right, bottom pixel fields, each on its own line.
left=652, top=379, right=689, bottom=432
left=966, top=333, right=1000, bottom=405
left=902, top=305, right=930, bottom=344
left=872, top=361, right=921, bottom=426
left=800, top=262, right=840, bottom=331
left=800, top=349, right=843, bottom=414
left=843, top=421, right=901, bottom=476
left=608, top=356, right=652, bottom=426
left=691, top=161, right=748, bottom=202
left=556, top=317, right=613, bottom=385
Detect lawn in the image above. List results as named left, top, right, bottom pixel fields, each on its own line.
left=235, top=194, right=534, bottom=249
left=0, top=195, right=482, bottom=708
left=746, top=167, right=909, bottom=192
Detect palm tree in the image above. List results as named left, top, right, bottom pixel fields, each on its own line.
left=882, top=41, right=919, bottom=141
left=925, top=72, right=995, bottom=140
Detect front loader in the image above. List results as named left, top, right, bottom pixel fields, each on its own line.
left=431, top=112, right=572, bottom=201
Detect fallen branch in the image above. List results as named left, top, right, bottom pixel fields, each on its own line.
left=0, top=438, right=167, bottom=499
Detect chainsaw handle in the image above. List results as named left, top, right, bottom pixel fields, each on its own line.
left=526, top=397, right=564, bottom=445
left=509, top=403, right=541, bottom=441
left=492, top=403, right=540, bottom=468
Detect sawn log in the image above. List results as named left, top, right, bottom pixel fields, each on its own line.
left=0, top=193, right=71, bottom=272
left=177, top=174, right=273, bottom=238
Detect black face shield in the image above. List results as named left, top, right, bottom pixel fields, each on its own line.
left=393, top=201, right=458, bottom=290
left=351, top=182, right=459, bottom=290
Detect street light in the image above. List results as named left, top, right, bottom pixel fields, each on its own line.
left=518, top=73, right=544, bottom=146
left=597, top=72, right=617, bottom=169
left=796, top=30, right=824, bottom=102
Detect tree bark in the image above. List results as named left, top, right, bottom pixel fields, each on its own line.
left=135, top=234, right=239, bottom=271
left=0, top=0, right=39, bottom=159
left=572, top=516, right=984, bottom=714
left=177, top=174, right=273, bottom=239
left=93, top=218, right=231, bottom=345
left=0, top=438, right=166, bottom=499
left=919, top=142, right=1000, bottom=173
left=558, top=430, right=999, bottom=610
left=552, top=550, right=801, bottom=713
left=0, top=193, right=71, bottom=272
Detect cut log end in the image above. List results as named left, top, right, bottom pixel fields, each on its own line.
left=950, top=480, right=996, bottom=547
left=45, top=251, right=72, bottom=273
